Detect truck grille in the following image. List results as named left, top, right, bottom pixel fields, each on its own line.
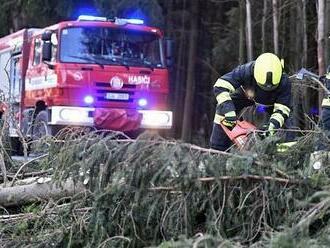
left=95, top=82, right=135, bottom=102
left=95, top=82, right=136, bottom=89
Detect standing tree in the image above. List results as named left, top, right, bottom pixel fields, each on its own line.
left=181, top=1, right=199, bottom=142
left=261, top=0, right=268, bottom=53
left=317, top=0, right=326, bottom=75
left=302, top=0, right=308, bottom=67
left=239, top=0, right=245, bottom=63
left=272, top=0, right=279, bottom=54
left=246, top=0, right=253, bottom=60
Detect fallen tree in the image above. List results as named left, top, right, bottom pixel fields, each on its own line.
left=0, top=130, right=329, bottom=247
left=0, top=177, right=86, bottom=207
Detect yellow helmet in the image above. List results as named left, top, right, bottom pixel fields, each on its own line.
left=253, top=53, right=283, bottom=91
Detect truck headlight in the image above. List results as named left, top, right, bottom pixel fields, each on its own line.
left=60, top=108, right=88, bottom=122
left=139, top=110, right=173, bottom=129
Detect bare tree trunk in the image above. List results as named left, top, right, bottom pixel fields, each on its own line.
left=173, top=0, right=186, bottom=138
left=239, top=0, right=245, bottom=63
left=261, top=0, right=268, bottom=52
left=317, top=0, right=326, bottom=75
left=0, top=178, right=85, bottom=207
left=302, top=0, right=308, bottom=67
left=289, top=0, right=297, bottom=70
left=272, top=0, right=279, bottom=54
left=246, top=0, right=253, bottom=60
left=317, top=0, right=326, bottom=114
left=295, top=0, right=303, bottom=69
left=325, top=0, right=330, bottom=67
left=181, top=1, right=199, bottom=141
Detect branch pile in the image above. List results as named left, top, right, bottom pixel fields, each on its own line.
left=0, top=130, right=330, bottom=247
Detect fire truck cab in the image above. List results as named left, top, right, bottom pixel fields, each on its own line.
left=0, top=15, right=173, bottom=148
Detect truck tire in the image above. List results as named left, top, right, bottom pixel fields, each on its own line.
left=32, top=110, right=58, bottom=140
left=9, top=137, right=23, bottom=156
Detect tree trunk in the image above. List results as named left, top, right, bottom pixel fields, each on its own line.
left=181, top=1, right=199, bottom=141
left=317, top=0, right=326, bottom=75
left=302, top=0, right=308, bottom=67
left=261, top=0, right=268, bottom=53
left=295, top=0, right=303, bottom=69
left=317, top=0, right=326, bottom=114
left=173, top=0, right=186, bottom=138
left=289, top=0, right=297, bottom=69
left=239, top=0, right=245, bottom=64
left=326, top=0, right=330, bottom=67
left=272, top=0, right=279, bottom=54
left=0, top=178, right=86, bottom=207
left=246, top=0, right=253, bottom=60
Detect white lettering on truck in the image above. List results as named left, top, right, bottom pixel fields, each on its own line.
left=128, top=75, right=150, bottom=85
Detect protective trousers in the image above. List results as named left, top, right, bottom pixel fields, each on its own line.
left=210, top=93, right=255, bottom=151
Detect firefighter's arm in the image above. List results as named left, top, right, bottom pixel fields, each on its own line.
left=321, top=72, right=330, bottom=108
left=269, top=78, right=291, bottom=131
left=213, top=64, right=250, bottom=126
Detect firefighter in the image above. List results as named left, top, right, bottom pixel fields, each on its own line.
left=210, top=53, right=292, bottom=151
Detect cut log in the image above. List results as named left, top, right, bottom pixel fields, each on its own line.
left=0, top=177, right=86, bottom=207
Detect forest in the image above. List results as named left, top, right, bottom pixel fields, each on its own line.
left=0, top=0, right=328, bottom=145
left=2, top=0, right=330, bottom=247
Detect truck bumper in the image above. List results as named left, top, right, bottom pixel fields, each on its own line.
left=49, top=106, right=173, bottom=131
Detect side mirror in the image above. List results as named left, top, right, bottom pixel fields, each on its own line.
left=42, top=42, right=52, bottom=62
left=165, top=38, right=174, bottom=67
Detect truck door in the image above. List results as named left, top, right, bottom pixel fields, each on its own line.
left=10, top=55, right=22, bottom=103
left=8, top=54, right=22, bottom=137
left=25, top=38, right=49, bottom=92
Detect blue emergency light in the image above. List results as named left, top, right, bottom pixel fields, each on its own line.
left=77, top=15, right=144, bottom=25
left=138, top=98, right=148, bottom=107
left=115, top=18, right=144, bottom=25
left=78, top=15, right=107, bottom=22
left=84, top=95, right=94, bottom=104
left=126, top=19, right=144, bottom=25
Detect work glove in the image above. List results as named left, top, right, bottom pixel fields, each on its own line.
left=259, top=122, right=276, bottom=138
left=221, top=111, right=237, bottom=128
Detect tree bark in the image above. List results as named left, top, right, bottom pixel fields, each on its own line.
left=326, top=0, right=330, bottom=67
left=317, top=0, right=326, bottom=75
left=302, top=0, right=308, bottom=67
left=239, top=0, right=245, bottom=64
left=246, top=0, right=253, bottom=60
left=295, top=0, right=303, bottom=69
left=181, top=1, right=199, bottom=141
left=261, top=0, right=268, bottom=53
left=272, top=0, right=279, bottom=54
left=317, top=0, right=326, bottom=114
left=173, top=0, right=186, bottom=138
left=0, top=177, right=86, bottom=207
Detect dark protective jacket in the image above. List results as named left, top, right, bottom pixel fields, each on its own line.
left=213, top=61, right=292, bottom=128
left=321, top=72, right=330, bottom=134
left=322, top=72, right=330, bottom=109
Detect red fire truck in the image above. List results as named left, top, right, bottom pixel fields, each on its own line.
left=0, top=15, right=173, bottom=150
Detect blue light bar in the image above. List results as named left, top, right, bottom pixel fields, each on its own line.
left=115, top=18, right=144, bottom=25
left=78, top=15, right=107, bottom=22
left=127, top=19, right=144, bottom=25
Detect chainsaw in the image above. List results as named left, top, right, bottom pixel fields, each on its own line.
left=220, top=120, right=257, bottom=150
left=220, top=120, right=296, bottom=151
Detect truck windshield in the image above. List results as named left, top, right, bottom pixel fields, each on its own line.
left=60, top=27, right=165, bottom=68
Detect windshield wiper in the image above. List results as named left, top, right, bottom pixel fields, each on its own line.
left=108, top=57, right=130, bottom=70
left=121, top=57, right=155, bottom=71
left=69, top=55, right=105, bottom=69
left=142, top=60, right=155, bottom=71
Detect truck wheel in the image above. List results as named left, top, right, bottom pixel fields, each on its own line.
left=9, top=137, right=23, bottom=156
left=32, top=110, right=58, bottom=140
